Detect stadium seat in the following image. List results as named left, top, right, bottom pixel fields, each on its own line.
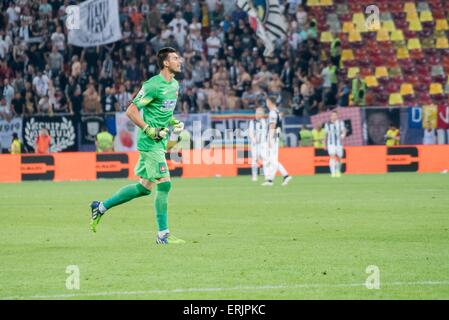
left=417, top=2, right=430, bottom=12
left=342, top=21, right=355, bottom=33
left=380, top=12, right=393, bottom=22
left=336, top=4, right=349, bottom=15
left=431, top=65, right=445, bottom=76
left=365, top=75, right=379, bottom=87
left=382, top=20, right=396, bottom=32
left=421, top=37, right=435, bottom=49
left=419, top=11, right=434, bottom=22
left=375, top=66, right=389, bottom=78
left=429, top=83, right=444, bottom=95
left=348, top=31, right=362, bottom=42
left=409, top=19, right=423, bottom=31
left=396, top=47, right=410, bottom=59
left=341, top=49, right=354, bottom=61
left=347, top=67, right=360, bottom=79
left=407, top=38, right=422, bottom=50
left=320, top=31, right=334, bottom=43
left=436, top=37, right=449, bottom=49
left=435, top=19, right=449, bottom=31
left=376, top=29, right=390, bottom=41
left=407, top=10, right=419, bottom=22
left=389, top=93, right=404, bottom=105
left=403, top=2, right=417, bottom=15
left=352, top=12, right=365, bottom=25
left=400, top=83, right=415, bottom=96
left=307, top=0, right=320, bottom=6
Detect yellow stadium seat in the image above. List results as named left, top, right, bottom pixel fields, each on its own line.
left=429, top=83, right=443, bottom=95
left=320, top=0, right=333, bottom=5
left=436, top=19, right=449, bottom=31
left=307, top=0, right=320, bottom=6
left=400, top=83, right=415, bottom=96
left=404, top=2, right=417, bottom=15
left=396, top=47, right=410, bottom=59
left=420, top=11, right=433, bottom=22
left=382, top=20, right=396, bottom=32
left=389, top=93, right=404, bottom=105
left=390, top=30, right=405, bottom=42
left=341, top=49, right=354, bottom=61
left=436, top=37, right=449, bottom=49
left=347, top=67, right=360, bottom=79
left=409, top=19, right=423, bottom=31
left=375, top=67, right=389, bottom=78
left=406, top=11, right=419, bottom=22
left=342, top=21, right=355, bottom=33
left=407, top=38, right=422, bottom=50
left=376, top=29, right=390, bottom=41
left=320, top=32, right=334, bottom=43
left=365, top=76, right=378, bottom=87
left=348, top=30, right=362, bottom=42
left=352, top=12, right=365, bottom=25
left=354, top=21, right=368, bottom=33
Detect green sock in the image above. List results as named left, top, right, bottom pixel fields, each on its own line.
left=103, top=183, right=151, bottom=210
left=154, top=181, right=171, bottom=231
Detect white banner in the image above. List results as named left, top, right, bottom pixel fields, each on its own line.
left=114, top=112, right=138, bottom=152
left=68, top=0, right=122, bottom=47
left=0, top=118, right=22, bottom=150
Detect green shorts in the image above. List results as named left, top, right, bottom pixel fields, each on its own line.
left=134, top=150, right=169, bottom=182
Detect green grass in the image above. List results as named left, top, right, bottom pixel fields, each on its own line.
left=1, top=173, right=448, bottom=299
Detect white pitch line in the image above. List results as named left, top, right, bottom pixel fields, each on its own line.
left=2, top=280, right=449, bottom=300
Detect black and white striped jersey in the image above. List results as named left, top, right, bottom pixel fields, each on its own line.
left=324, top=120, right=345, bottom=146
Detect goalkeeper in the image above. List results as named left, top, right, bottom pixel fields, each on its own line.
left=90, top=47, right=185, bottom=244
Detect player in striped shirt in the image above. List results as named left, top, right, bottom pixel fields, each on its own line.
left=248, top=107, right=268, bottom=182
left=262, top=96, right=292, bottom=186
left=324, top=111, right=346, bottom=178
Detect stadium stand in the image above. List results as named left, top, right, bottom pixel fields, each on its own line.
left=0, top=0, right=448, bottom=128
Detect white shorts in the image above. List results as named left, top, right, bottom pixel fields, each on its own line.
left=327, top=145, right=344, bottom=158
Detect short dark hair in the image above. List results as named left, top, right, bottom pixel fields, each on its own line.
left=157, top=47, right=177, bottom=69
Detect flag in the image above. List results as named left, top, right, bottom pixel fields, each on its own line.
left=237, top=0, right=287, bottom=56
left=68, top=0, right=122, bottom=47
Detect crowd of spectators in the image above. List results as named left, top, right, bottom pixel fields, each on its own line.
left=0, top=0, right=351, bottom=123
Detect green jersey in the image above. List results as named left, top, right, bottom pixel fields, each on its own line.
left=132, top=74, right=179, bottom=152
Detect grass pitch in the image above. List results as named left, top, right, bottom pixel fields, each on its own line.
left=1, top=173, right=448, bottom=299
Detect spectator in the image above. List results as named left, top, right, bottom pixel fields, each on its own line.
left=10, top=133, right=21, bottom=154
left=51, top=87, right=69, bottom=113
left=352, top=72, right=367, bottom=106
left=32, top=70, right=50, bottom=98
left=37, top=95, right=52, bottom=114
left=102, top=87, right=119, bottom=113
left=83, top=84, right=101, bottom=114
left=48, top=46, right=64, bottom=76
left=206, top=29, right=221, bottom=61
left=115, top=84, right=132, bottom=112
left=3, top=78, right=15, bottom=107
left=385, top=124, right=400, bottom=146
left=312, top=122, right=326, bottom=148
left=24, top=91, right=36, bottom=115
left=35, top=128, right=51, bottom=154
left=96, top=125, right=115, bottom=152
left=11, top=91, right=25, bottom=116
left=422, top=121, right=437, bottom=145
left=208, top=84, right=224, bottom=112
left=337, top=81, right=350, bottom=107
left=0, top=97, right=12, bottom=120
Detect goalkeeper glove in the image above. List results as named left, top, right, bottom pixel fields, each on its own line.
left=143, top=125, right=169, bottom=141
left=170, top=117, right=184, bottom=134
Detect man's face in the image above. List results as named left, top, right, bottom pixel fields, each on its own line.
left=330, top=112, right=338, bottom=122
left=368, top=112, right=390, bottom=145
left=165, top=52, right=182, bottom=73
